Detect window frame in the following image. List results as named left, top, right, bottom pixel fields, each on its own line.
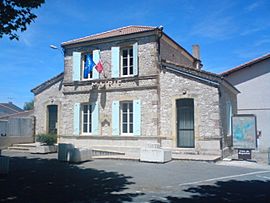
left=81, top=103, right=92, bottom=135
left=120, top=101, right=134, bottom=136
left=81, top=52, right=93, bottom=80
left=120, top=47, right=134, bottom=77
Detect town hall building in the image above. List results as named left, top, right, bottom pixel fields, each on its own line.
left=31, top=25, right=238, bottom=159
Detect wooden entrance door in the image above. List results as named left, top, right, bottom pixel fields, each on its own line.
left=176, top=99, right=194, bottom=148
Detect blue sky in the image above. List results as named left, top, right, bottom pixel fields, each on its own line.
left=1, top=0, right=269, bottom=108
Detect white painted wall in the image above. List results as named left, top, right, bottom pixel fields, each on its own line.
left=225, top=58, right=270, bottom=152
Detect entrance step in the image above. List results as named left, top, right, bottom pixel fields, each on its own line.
left=92, top=149, right=125, bottom=157
left=93, top=155, right=139, bottom=161
left=170, top=148, right=199, bottom=155
left=172, top=153, right=221, bottom=162
left=7, top=146, right=31, bottom=151
left=12, top=143, right=37, bottom=148
left=8, top=142, right=40, bottom=152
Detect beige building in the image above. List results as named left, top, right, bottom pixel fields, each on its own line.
left=32, top=26, right=238, bottom=159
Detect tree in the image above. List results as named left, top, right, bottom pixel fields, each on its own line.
left=0, top=0, right=45, bottom=40
left=23, top=100, right=34, bottom=110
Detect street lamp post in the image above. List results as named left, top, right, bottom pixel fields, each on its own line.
left=50, top=44, right=64, bottom=55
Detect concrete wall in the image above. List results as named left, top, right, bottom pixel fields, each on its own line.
left=225, top=58, right=270, bottom=151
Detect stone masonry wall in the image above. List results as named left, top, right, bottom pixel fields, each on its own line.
left=34, top=79, right=64, bottom=135
left=160, top=38, right=194, bottom=68
left=159, top=69, right=222, bottom=155
left=61, top=88, right=158, bottom=137
left=63, top=35, right=158, bottom=83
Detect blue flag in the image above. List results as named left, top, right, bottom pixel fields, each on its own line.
left=84, top=54, right=96, bottom=78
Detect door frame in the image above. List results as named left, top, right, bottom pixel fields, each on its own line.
left=176, top=98, right=195, bottom=148
left=45, top=100, right=61, bottom=135
left=47, top=104, right=58, bottom=134
left=171, top=96, right=198, bottom=149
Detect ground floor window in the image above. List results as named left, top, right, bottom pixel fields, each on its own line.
left=82, top=104, right=92, bottom=134
left=121, top=101, right=133, bottom=135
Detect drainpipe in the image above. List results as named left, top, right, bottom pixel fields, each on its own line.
left=156, top=26, right=163, bottom=145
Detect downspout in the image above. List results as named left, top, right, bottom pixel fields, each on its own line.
left=156, top=27, right=163, bottom=145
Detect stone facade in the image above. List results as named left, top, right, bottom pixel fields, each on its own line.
left=32, top=26, right=238, bottom=158
left=34, top=78, right=64, bottom=135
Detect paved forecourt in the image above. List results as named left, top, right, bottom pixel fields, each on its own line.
left=1, top=151, right=270, bottom=203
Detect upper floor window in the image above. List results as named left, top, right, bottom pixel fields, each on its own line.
left=82, top=53, right=93, bottom=80
left=121, top=47, right=133, bottom=76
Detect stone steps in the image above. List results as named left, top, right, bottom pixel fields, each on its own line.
left=8, top=143, right=39, bottom=152
left=92, top=149, right=125, bottom=157
left=8, top=146, right=31, bottom=151
left=12, top=143, right=37, bottom=148
left=172, top=154, right=221, bottom=162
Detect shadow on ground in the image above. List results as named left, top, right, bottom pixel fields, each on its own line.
left=151, top=179, right=270, bottom=203
left=0, top=156, right=141, bottom=203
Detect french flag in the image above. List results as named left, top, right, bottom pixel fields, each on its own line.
left=95, top=60, right=103, bottom=73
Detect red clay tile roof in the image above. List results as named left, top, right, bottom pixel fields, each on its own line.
left=221, top=53, right=270, bottom=76
left=61, top=25, right=157, bottom=46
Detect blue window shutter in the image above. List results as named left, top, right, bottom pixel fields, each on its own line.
left=91, top=102, right=99, bottom=135
left=111, top=47, right=120, bottom=78
left=92, top=50, right=100, bottom=79
left=133, top=42, right=138, bottom=76
left=73, top=103, right=80, bottom=135
left=133, top=100, right=141, bottom=136
left=72, top=52, right=81, bottom=81
left=112, top=101, right=120, bottom=136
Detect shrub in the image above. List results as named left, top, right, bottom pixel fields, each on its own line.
left=36, top=134, right=57, bottom=145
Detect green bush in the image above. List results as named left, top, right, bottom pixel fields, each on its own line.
left=36, top=134, right=57, bottom=145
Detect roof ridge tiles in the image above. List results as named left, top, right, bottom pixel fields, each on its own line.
left=61, top=25, right=157, bottom=46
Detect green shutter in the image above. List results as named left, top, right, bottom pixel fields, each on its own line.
left=133, top=100, right=141, bottom=136
left=73, top=103, right=80, bottom=135
left=92, top=50, right=100, bottom=79
left=112, top=101, right=120, bottom=136
left=72, top=52, right=81, bottom=81
left=111, top=47, right=120, bottom=78
left=133, top=42, right=138, bottom=76
left=91, top=102, right=99, bottom=135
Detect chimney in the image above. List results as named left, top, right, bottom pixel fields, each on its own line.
left=192, top=45, right=200, bottom=60
left=192, top=44, right=202, bottom=70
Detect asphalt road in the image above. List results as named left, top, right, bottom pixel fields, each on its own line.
left=1, top=151, right=270, bottom=203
